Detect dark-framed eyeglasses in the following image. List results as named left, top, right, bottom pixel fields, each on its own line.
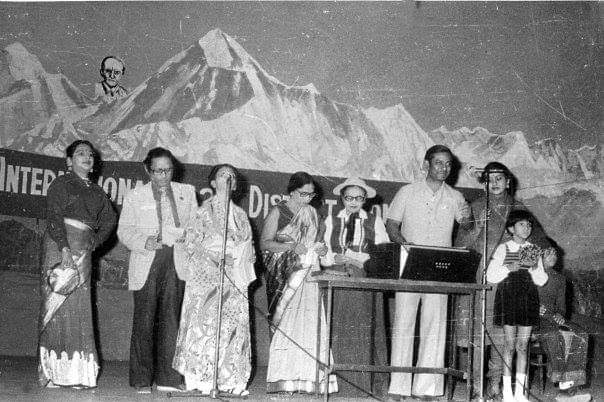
left=151, top=168, right=173, bottom=176
left=296, top=190, right=316, bottom=199
left=343, top=195, right=366, bottom=202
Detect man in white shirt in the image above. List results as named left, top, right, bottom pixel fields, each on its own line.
left=386, top=145, right=472, bottom=399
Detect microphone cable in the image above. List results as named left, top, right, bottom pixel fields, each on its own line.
left=213, top=261, right=387, bottom=401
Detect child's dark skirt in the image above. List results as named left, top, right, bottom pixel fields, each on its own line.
left=494, top=269, right=539, bottom=326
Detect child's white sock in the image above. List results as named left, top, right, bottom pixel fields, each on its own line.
left=503, top=376, right=514, bottom=402
left=515, top=373, right=529, bottom=402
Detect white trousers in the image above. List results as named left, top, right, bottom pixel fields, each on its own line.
left=389, top=292, right=448, bottom=397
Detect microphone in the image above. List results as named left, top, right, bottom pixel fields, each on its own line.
left=224, top=172, right=235, bottom=192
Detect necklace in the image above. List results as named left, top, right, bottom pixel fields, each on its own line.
left=80, top=176, right=91, bottom=187
left=70, top=170, right=91, bottom=187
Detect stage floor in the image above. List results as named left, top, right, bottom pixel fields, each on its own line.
left=2, top=315, right=603, bottom=402
left=1, top=354, right=602, bottom=402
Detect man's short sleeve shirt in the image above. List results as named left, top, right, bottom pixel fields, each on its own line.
left=387, top=180, right=466, bottom=247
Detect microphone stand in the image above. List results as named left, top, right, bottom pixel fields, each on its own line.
left=168, top=179, right=233, bottom=400
left=477, top=173, right=490, bottom=402
left=210, top=176, right=232, bottom=400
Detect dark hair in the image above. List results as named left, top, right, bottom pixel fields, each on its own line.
left=479, top=161, right=511, bottom=181
left=287, top=171, right=315, bottom=194
left=66, top=140, right=95, bottom=158
left=143, top=147, right=179, bottom=171
left=505, top=209, right=534, bottom=230
left=479, top=161, right=517, bottom=195
left=208, top=163, right=238, bottom=188
left=100, top=56, right=125, bottom=74
left=424, top=144, right=453, bottom=162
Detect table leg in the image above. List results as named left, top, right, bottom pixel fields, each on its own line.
left=323, top=285, right=333, bottom=402
left=315, top=284, right=323, bottom=397
left=467, top=292, right=476, bottom=402
left=446, top=294, right=455, bottom=400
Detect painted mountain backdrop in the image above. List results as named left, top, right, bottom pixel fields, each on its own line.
left=1, top=29, right=601, bottom=188
left=1, top=29, right=602, bottom=291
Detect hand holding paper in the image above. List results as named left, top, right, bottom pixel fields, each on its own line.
left=162, top=226, right=185, bottom=246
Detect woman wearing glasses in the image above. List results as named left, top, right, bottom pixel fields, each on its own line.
left=262, top=171, right=337, bottom=395
left=320, top=177, right=390, bottom=397
left=39, top=140, right=116, bottom=389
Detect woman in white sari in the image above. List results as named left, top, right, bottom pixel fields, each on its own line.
left=261, top=171, right=338, bottom=395
left=172, top=164, right=255, bottom=396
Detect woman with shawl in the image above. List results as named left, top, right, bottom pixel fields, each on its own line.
left=39, top=140, right=116, bottom=389
left=261, top=171, right=337, bottom=395
left=172, top=164, right=255, bottom=396
left=455, top=162, right=550, bottom=398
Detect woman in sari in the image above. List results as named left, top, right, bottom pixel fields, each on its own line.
left=320, top=177, right=390, bottom=397
left=455, top=162, right=550, bottom=399
left=39, top=140, right=116, bottom=389
left=262, top=171, right=337, bottom=395
left=172, top=164, right=255, bottom=396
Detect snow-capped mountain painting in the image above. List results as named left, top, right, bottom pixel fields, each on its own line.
left=1, top=29, right=601, bottom=284
left=2, top=30, right=600, bottom=188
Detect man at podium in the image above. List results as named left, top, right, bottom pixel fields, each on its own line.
left=386, top=145, right=472, bottom=399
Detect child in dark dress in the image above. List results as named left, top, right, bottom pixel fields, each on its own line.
left=486, top=210, right=548, bottom=402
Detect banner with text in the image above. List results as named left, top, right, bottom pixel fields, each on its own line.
left=1, top=148, right=448, bottom=224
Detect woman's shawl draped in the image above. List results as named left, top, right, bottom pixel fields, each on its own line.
left=263, top=203, right=319, bottom=324
left=39, top=224, right=94, bottom=333
left=455, top=194, right=514, bottom=273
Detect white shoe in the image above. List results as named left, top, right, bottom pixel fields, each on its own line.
left=230, top=385, right=249, bottom=397
left=156, top=384, right=185, bottom=392
left=135, top=386, right=151, bottom=394
left=503, top=376, right=514, bottom=402
left=556, top=391, right=592, bottom=402
left=514, top=373, right=529, bottom=402
left=503, top=388, right=515, bottom=402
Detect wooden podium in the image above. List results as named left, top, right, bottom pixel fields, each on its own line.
left=311, top=273, right=489, bottom=401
